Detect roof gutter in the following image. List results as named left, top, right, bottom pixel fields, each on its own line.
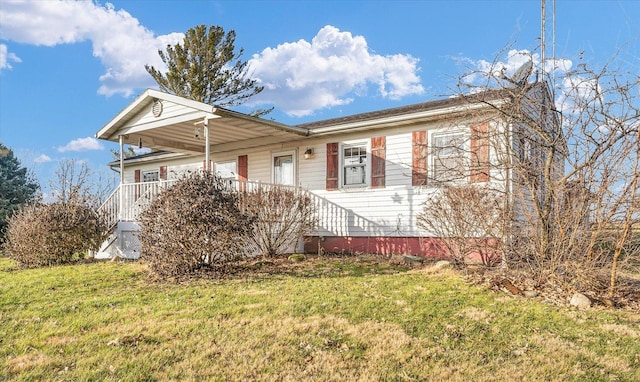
left=308, top=100, right=507, bottom=136
left=212, top=107, right=310, bottom=136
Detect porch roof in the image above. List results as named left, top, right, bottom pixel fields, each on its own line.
left=96, top=89, right=310, bottom=155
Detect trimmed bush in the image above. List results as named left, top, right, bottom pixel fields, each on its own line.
left=4, top=201, right=106, bottom=268
left=138, top=172, right=254, bottom=277
left=243, top=186, right=316, bottom=257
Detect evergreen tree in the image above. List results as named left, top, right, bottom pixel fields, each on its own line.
left=0, top=143, right=40, bottom=241
left=145, top=25, right=264, bottom=108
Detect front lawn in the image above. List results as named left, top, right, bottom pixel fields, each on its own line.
left=1, top=256, right=638, bottom=381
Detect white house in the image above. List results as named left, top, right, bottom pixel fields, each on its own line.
left=94, top=82, right=559, bottom=259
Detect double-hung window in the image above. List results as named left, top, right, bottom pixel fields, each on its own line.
left=214, top=161, right=237, bottom=180
left=432, top=132, right=468, bottom=183
left=273, top=151, right=296, bottom=186
left=142, top=170, right=159, bottom=183
left=343, top=144, right=367, bottom=187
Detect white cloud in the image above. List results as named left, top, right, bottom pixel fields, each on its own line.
left=0, top=0, right=183, bottom=96
left=556, top=75, right=602, bottom=116
left=33, top=154, right=52, bottom=163
left=247, top=25, right=424, bottom=117
left=58, top=137, right=103, bottom=152
left=1, top=5, right=423, bottom=114
left=0, top=43, right=21, bottom=70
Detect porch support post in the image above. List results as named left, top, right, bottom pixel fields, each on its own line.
left=204, top=117, right=210, bottom=172
left=118, top=135, right=124, bottom=220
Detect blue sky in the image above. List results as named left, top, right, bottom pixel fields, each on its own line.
left=1, top=0, right=639, bottom=195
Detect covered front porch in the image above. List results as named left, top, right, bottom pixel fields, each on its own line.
left=94, top=89, right=312, bottom=258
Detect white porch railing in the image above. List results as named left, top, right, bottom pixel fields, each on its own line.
left=98, top=179, right=180, bottom=230
left=98, top=178, right=363, bottom=237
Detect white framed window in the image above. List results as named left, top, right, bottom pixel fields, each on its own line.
left=214, top=161, right=237, bottom=179
left=142, top=170, right=159, bottom=182
left=272, top=150, right=296, bottom=186
left=431, top=132, right=468, bottom=184
left=342, top=143, right=368, bottom=187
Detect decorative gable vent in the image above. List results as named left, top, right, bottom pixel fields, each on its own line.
left=152, top=99, right=163, bottom=117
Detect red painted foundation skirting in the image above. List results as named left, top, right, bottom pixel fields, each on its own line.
left=304, top=236, right=449, bottom=258
left=304, top=236, right=502, bottom=264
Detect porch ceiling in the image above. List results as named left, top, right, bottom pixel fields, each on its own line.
left=96, top=89, right=309, bottom=155
left=118, top=112, right=309, bottom=155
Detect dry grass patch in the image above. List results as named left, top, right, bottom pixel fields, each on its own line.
left=6, top=353, right=53, bottom=374
left=599, top=323, right=640, bottom=338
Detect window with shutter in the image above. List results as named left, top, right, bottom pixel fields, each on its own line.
left=237, top=155, right=248, bottom=181
left=342, top=144, right=367, bottom=187
left=432, top=132, right=467, bottom=183
left=371, top=136, right=385, bottom=188
left=237, top=155, right=248, bottom=192
left=142, top=170, right=159, bottom=182
left=326, top=143, right=339, bottom=190
left=470, top=122, right=490, bottom=183
left=412, top=131, right=427, bottom=186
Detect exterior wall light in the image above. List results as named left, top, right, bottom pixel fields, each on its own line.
left=304, top=148, right=314, bottom=159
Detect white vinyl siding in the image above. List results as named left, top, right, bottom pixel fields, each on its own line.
left=120, top=119, right=509, bottom=239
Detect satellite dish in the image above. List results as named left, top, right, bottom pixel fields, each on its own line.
left=510, top=60, right=533, bottom=87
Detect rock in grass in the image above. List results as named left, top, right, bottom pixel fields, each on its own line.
left=404, top=255, right=424, bottom=264
left=570, top=293, right=592, bottom=309
left=433, top=260, right=451, bottom=269
left=288, top=254, right=306, bottom=262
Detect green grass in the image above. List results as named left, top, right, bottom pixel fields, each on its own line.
left=1, top=256, right=639, bottom=381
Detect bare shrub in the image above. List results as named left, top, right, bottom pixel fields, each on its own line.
left=3, top=160, right=108, bottom=268
left=417, top=186, right=505, bottom=266
left=138, top=172, right=254, bottom=277
left=242, top=185, right=316, bottom=257
left=4, top=201, right=106, bottom=268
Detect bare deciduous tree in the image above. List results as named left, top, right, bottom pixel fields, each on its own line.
left=50, top=159, right=115, bottom=207
left=444, top=48, right=640, bottom=299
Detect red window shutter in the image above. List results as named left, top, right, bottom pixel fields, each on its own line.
left=238, top=155, right=248, bottom=192
left=238, top=155, right=248, bottom=181
left=371, top=136, right=386, bottom=188
left=134, top=169, right=141, bottom=199
left=326, top=142, right=339, bottom=191
left=159, top=166, right=167, bottom=180
left=471, top=122, right=490, bottom=182
left=412, top=131, right=427, bottom=186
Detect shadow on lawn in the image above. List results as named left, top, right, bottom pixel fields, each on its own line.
left=146, top=253, right=419, bottom=283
